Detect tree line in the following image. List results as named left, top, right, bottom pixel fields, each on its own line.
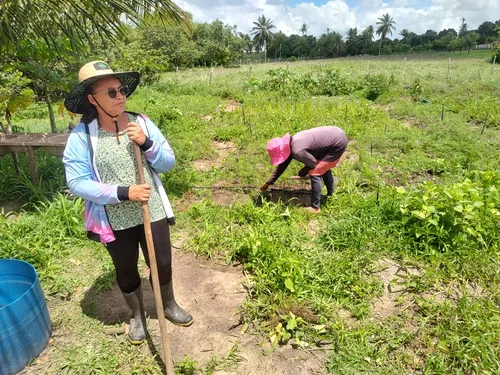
left=1, top=1, right=499, bottom=134
left=250, top=15, right=500, bottom=60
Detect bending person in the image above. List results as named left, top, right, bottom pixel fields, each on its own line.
left=261, top=126, right=348, bottom=213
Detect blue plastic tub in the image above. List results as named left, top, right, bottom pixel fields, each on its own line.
left=0, top=259, right=51, bottom=375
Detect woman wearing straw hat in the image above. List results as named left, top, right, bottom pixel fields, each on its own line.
left=63, top=61, right=192, bottom=345
left=260, top=126, right=348, bottom=213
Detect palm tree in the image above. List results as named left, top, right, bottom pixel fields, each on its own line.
left=300, top=23, right=308, bottom=36
left=250, top=14, right=276, bottom=62
left=320, top=31, right=344, bottom=57
left=346, top=27, right=359, bottom=55
left=0, top=0, right=188, bottom=52
left=347, top=28, right=358, bottom=41
left=376, top=13, right=396, bottom=55
left=361, top=26, right=374, bottom=54
left=270, top=31, right=288, bottom=60
left=465, top=32, right=479, bottom=54
left=459, top=18, right=468, bottom=37
left=400, top=29, right=411, bottom=43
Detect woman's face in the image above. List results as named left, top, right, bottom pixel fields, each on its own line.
left=88, top=76, right=127, bottom=117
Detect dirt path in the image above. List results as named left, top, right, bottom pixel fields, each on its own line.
left=140, top=251, right=327, bottom=374
left=22, top=247, right=326, bottom=375
left=93, top=249, right=327, bottom=374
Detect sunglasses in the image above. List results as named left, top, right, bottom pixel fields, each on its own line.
left=92, top=85, right=129, bottom=99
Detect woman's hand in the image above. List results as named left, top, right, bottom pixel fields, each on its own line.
left=260, top=183, right=270, bottom=192
left=129, top=184, right=151, bottom=202
left=127, top=122, right=146, bottom=145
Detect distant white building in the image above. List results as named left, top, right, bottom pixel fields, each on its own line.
left=476, top=42, right=498, bottom=50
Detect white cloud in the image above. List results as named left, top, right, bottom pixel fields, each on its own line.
left=174, top=0, right=500, bottom=37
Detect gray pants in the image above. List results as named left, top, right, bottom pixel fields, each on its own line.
left=310, top=170, right=334, bottom=209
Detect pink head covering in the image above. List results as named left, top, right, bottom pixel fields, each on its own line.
left=266, top=133, right=291, bottom=165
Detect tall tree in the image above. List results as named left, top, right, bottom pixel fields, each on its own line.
left=250, top=14, right=276, bottom=61
left=477, top=21, right=497, bottom=43
left=0, top=0, right=188, bottom=53
left=465, top=32, right=480, bottom=54
left=399, top=29, right=411, bottom=44
left=376, top=13, right=396, bottom=55
left=269, top=31, right=289, bottom=59
left=361, top=25, right=375, bottom=54
left=239, top=33, right=254, bottom=55
left=346, top=27, right=360, bottom=55
left=300, top=23, right=308, bottom=36
left=317, top=31, right=344, bottom=57
left=459, top=18, right=468, bottom=37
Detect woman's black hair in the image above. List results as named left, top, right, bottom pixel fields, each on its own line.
left=80, top=77, right=125, bottom=124
left=80, top=85, right=98, bottom=124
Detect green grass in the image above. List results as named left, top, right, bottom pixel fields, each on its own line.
left=1, top=52, right=500, bottom=374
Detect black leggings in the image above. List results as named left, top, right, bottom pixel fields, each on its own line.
left=310, top=169, right=334, bottom=209
left=105, top=217, right=172, bottom=293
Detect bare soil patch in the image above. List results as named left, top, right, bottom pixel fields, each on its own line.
left=192, top=141, right=237, bottom=172
left=91, top=250, right=325, bottom=374
left=212, top=189, right=251, bottom=206
left=369, top=258, right=420, bottom=322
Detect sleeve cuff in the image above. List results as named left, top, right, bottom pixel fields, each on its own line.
left=140, top=137, right=153, bottom=151
left=117, top=186, right=130, bottom=201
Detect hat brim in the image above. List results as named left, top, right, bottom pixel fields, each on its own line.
left=64, top=72, right=140, bottom=114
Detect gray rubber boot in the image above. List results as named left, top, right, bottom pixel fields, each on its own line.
left=122, top=285, right=147, bottom=344
left=160, top=281, right=193, bottom=327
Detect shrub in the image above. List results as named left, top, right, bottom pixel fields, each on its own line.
left=363, top=73, right=389, bottom=101
left=317, top=69, right=355, bottom=96
left=395, top=171, right=500, bottom=253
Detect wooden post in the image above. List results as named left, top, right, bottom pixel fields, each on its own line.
left=492, top=56, right=497, bottom=75
left=441, top=104, right=445, bottom=122
left=403, top=57, right=407, bottom=82
left=481, top=114, right=489, bottom=135
left=376, top=182, right=380, bottom=205
left=24, top=146, right=39, bottom=186
left=242, top=103, right=246, bottom=125
left=209, top=68, right=214, bottom=84
left=448, top=58, right=451, bottom=79
left=133, top=143, right=175, bottom=375
left=11, top=152, right=20, bottom=175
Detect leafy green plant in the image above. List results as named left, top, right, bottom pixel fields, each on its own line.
left=174, top=356, right=198, bottom=375
left=409, top=77, right=423, bottom=101
left=396, top=172, right=500, bottom=253
left=363, top=73, right=389, bottom=101
left=317, top=69, right=355, bottom=96
left=269, top=312, right=307, bottom=349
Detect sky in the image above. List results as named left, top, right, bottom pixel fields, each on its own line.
left=173, top=0, right=500, bottom=38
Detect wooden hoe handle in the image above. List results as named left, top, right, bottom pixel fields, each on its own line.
left=133, top=142, right=175, bottom=375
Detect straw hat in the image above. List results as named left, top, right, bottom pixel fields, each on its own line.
left=64, top=61, right=140, bottom=114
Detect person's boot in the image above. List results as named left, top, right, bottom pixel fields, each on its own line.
left=122, top=285, right=147, bottom=344
left=160, top=281, right=193, bottom=327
